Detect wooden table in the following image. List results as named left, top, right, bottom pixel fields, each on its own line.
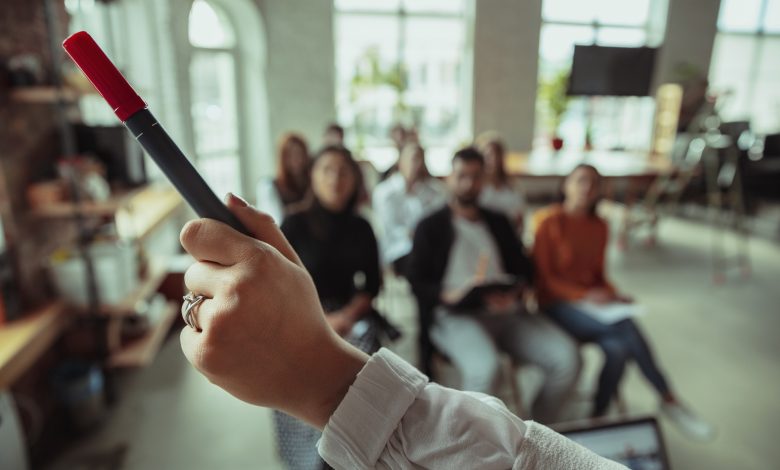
left=0, top=302, right=70, bottom=390
left=505, top=149, right=672, bottom=178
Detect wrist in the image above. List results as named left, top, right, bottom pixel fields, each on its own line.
left=306, top=335, right=369, bottom=429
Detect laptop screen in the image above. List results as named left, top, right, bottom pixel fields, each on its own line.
left=560, top=417, right=670, bottom=470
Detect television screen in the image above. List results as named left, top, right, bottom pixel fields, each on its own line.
left=568, top=45, right=657, bottom=97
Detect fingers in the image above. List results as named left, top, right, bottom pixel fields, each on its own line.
left=224, top=193, right=303, bottom=267
left=184, top=261, right=229, bottom=298
left=180, top=217, right=262, bottom=266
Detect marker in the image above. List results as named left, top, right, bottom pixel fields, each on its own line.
left=62, top=31, right=251, bottom=237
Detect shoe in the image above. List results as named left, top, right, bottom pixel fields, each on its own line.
left=660, top=402, right=716, bottom=442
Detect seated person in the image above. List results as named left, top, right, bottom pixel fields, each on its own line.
left=533, top=164, right=714, bottom=440
left=407, top=147, right=580, bottom=424
left=372, top=142, right=447, bottom=276
left=476, top=133, right=525, bottom=232
left=256, top=132, right=310, bottom=223
left=276, top=145, right=383, bottom=469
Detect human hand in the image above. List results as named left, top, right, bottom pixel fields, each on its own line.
left=179, top=193, right=368, bottom=429
left=584, top=288, right=614, bottom=305
left=441, top=278, right=477, bottom=306
left=615, top=293, right=634, bottom=304
left=483, top=291, right=518, bottom=314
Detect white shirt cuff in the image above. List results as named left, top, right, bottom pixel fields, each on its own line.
left=317, top=348, right=428, bottom=469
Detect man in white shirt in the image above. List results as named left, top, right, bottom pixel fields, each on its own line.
left=372, top=143, right=447, bottom=275
left=406, top=147, right=581, bottom=424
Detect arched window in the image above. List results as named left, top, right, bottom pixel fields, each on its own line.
left=188, top=0, right=241, bottom=198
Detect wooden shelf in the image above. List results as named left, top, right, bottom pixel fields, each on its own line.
left=98, top=264, right=169, bottom=317
left=9, top=86, right=82, bottom=104
left=30, top=187, right=145, bottom=219
left=107, top=302, right=178, bottom=368
left=31, top=185, right=184, bottom=241
left=116, top=186, right=184, bottom=240
left=0, top=302, right=70, bottom=389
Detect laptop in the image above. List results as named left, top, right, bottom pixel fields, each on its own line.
left=556, top=416, right=671, bottom=470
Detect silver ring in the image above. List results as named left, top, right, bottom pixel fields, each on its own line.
left=182, top=292, right=206, bottom=331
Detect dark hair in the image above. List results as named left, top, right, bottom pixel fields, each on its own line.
left=481, top=139, right=508, bottom=185
left=311, top=144, right=362, bottom=213
left=275, top=132, right=310, bottom=202
left=324, top=123, right=344, bottom=138
left=452, top=146, right=485, bottom=167
left=564, top=164, right=602, bottom=216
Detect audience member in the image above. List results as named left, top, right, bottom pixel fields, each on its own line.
left=275, top=145, right=383, bottom=468
left=406, top=147, right=580, bottom=424
left=372, top=143, right=446, bottom=276
left=256, top=132, right=311, bottom=223
left=322, top=123, right=345, bottom=146
left=476, top=133, right=525, bottom=232
left=533, top=164, right=714, bottom=440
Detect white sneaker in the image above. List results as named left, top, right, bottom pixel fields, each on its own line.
left=661, top=402, right=716, bottom=442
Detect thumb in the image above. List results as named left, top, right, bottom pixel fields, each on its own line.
left=224, top=193, right=303, bottom=267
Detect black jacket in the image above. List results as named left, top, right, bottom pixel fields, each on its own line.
left=406, top=205, right=533, bottom=375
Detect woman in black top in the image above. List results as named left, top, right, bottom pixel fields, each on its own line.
left=274, top=145, right=382, bottom=470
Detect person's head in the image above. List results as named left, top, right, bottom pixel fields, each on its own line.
left=310, top=145, right=360, bottom=212
left=476, top=134, right=507, bottom=185
left=563, top=164, right=602, bottom=215
left=276, top=133, right=310, bottom=194
left=398, top=143, right=430, bottom=184
left=323, top=123, right=345, bottom=146
left=447, top=147, right=485, bottom=208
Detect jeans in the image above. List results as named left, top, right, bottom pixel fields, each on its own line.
left=545, top=302, right=671, bottom=416
left=430, top=307, right=581, bottom=423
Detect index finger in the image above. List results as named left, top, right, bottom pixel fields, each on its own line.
left=180, top=218, right=260, bottom=265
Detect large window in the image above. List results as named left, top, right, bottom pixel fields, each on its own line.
left=334, top=0, right=470, bottom=172
left=536, top=0, right=666, bottom=150
left=188, top=0, right=242, bottom=198
left=709, top=0, right=780, bottom=133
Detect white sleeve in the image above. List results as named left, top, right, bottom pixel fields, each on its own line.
left=318, top=348, right=626, bottom=470
left=255, top=178, right=284, bottom=224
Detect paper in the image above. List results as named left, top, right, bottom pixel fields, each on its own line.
left=575, top=301, right=646, bottom=325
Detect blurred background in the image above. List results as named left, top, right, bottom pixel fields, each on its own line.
left=0, top=0, right=779, bottom=469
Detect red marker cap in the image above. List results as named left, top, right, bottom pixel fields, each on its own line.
left=62, top=31, right=146, bottom=122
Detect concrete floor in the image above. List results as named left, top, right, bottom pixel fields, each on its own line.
left=48, top=214, right=780, bottom=470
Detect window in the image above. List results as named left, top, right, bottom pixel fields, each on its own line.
left=188, top=0, right=242, bottom=198
left=334, top=0, right=470, bottom=172
left=536, top=0, right=666, bottom=150
left=709, top=0, right=780, bottom=133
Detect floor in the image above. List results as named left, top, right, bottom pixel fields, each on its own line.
left=47, top=213, right=780, bottom=470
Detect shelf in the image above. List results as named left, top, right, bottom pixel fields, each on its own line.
left=116, top=186, right=184, bottom=240
left=98, top=264, right=170, bottom=317
left=31, top=185, right=184, bottom=241
left=0, top=302, right=70, bottom=389
left=9, top=86, right=82, bottom=104
left=30, top=187, right=145, bottom=219
left=107, top=301, right=178, bottom=368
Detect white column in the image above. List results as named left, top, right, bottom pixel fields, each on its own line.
left=472, top=0, right=543, bottom=152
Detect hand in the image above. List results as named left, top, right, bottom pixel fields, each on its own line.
left=326, top=311, right=355, bottom=337
left=483, top=291, right=518, bottom=314
left=615, top=293, right=634, bottom=304
left=584, top=288, right=614, bottom=305
left=179, top=193, right=368, bottom=430
left=441, top=279, right=477, bottom=306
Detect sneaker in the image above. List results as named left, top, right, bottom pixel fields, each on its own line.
left=660, top=402, right=716, bottom=442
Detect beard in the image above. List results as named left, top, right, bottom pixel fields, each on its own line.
left=455, top=194, right=479, bottom=207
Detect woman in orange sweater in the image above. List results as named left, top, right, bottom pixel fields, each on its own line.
left=534, top=164, right=713, bottom=440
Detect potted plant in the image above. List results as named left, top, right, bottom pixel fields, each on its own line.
left=539, top=69, right=571, bottom=151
